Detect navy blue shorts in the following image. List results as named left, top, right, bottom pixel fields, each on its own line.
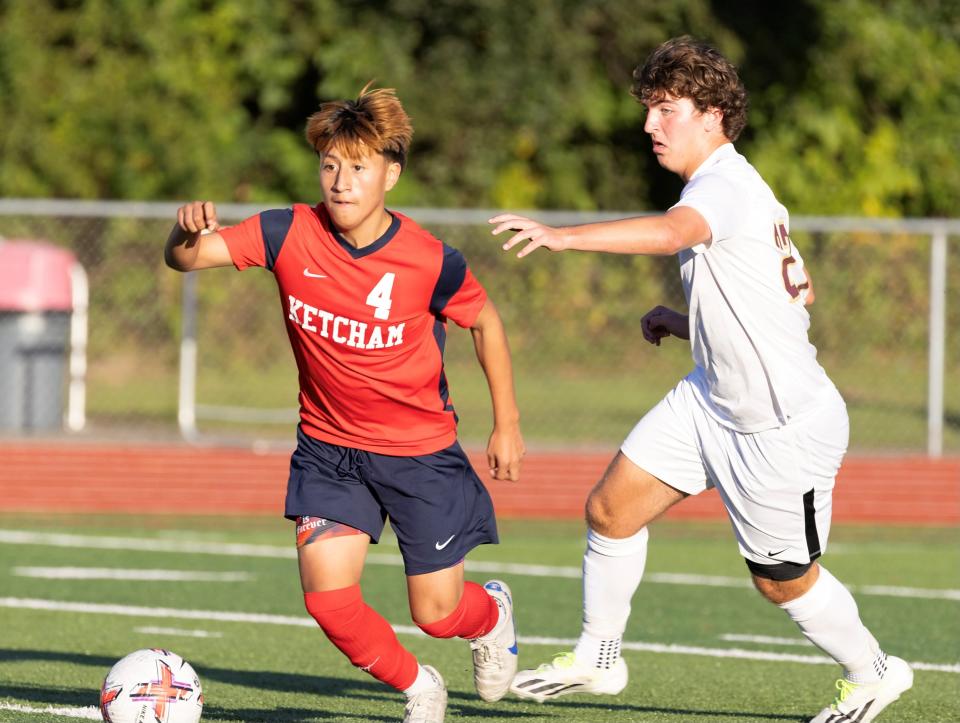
left=285, top=427, right=499, bottom=575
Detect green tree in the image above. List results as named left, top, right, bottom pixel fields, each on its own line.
left=2, top=0, right=957, bottom=216
left=746, top=0, right=960, bottom=217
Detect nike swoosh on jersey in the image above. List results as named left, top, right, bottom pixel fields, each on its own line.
left=303, top=268, right=328, bottom=278
left=435, top=534, right=456, bottom=550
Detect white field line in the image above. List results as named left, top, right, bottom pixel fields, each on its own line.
left=1, top=596, right=958, bottom=675
left=721, top=633, right=813, bottom=647
left=133, top=626, right=223, bottom=638
left=13, top=566, right=252, bottom=582
left=0, top=597, right=318, bottom=627
left=0, top=702, right=100, bottom=720
left=528, top=635, right=960, bottom=674
left=0, top=530, right=297, bottom=558
left=856, top=584, right=960, bottom=600
left=1, top=529, right=958, bottom=601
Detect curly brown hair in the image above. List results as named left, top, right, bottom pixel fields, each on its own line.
left=305, top=83, right=414, bottom=168
left=631, top=36, right=748, bottom=142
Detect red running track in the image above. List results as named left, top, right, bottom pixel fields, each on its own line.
left=0, top=443, right=956, bottom=524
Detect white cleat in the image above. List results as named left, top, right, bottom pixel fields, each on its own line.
left=470, top=580, right=519, bottom=702
left=403, top=665, right=447, bottom=723
left=809, top=655, right=913, bottom=723
left=510, top=651, right=628, bottom=703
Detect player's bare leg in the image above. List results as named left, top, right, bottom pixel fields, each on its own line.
left=297, top=519, right=369, bottom=591
left=586, top=452, right=687, bottom=538
left=409, top=562, right=518, bottom=703
left=407, top=563, right=466, bottom=624
left=753, top=563, right=913, bottom=722
left=512, top=453, right=686, bottom=702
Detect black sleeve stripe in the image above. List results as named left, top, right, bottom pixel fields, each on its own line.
left=430, top=244, right=467, bottom=315
left=260, top=208, right=294, bottom=271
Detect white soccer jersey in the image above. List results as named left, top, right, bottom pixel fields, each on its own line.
left=671, top=143, right=834, bottom=432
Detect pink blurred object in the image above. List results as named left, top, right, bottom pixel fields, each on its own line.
left=0, top=240, right=76, bottom=311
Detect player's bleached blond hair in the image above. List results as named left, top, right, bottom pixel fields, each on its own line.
left=305, top=83, right=414, bottom=168
left=632, top=36, right=748, bottom=142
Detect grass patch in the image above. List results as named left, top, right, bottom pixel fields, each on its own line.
left=0, top=514, right=956, bottom=722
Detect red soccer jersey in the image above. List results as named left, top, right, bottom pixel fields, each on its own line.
left=219, top=203, right=487, bottom=455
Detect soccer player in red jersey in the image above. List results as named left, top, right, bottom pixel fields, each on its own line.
left=165, top=85, right=525, bottom=723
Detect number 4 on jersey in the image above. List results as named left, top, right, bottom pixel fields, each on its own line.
left=366, top=273, right=396, bottom=320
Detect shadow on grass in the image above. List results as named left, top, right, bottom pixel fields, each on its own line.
left=199, top=705, right=395, bottom=722
left=0, top=648, right=805, bottom=722
left=0, top=647, right=398, bottom=721
left=0, top=683, right=95, bottom=710
left=448, top=690, right=804, bottom=722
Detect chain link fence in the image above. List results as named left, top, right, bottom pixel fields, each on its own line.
left=0, top=200, right=955, bottom=454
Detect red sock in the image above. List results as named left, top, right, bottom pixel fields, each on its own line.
left=304, top=585, right=419, bottom=690
left=417, top=581, right=500, bottom=640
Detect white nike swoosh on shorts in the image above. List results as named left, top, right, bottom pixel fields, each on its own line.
left=435, top=535, right=456, bottom=550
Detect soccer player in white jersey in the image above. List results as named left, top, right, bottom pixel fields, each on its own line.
left=490, top=36, right=912, bottom=723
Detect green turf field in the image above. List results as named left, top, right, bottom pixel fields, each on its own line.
left=0, top=514, right=957, bottom=722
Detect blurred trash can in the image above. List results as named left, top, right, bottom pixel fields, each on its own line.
left=0, top=240, right=77, bottom=430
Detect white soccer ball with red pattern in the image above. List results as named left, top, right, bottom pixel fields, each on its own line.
left=100, top=648, right=203, bottom=723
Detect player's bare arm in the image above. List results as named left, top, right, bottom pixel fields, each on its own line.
left=640, top=305, right=689, bottom=346
left=490, top=206, right=711, bottom=259
left=803, top=267, right=816, bottom=305
left=164, top=200, right=233, bottom=271
left=470, top=299, right=524, bottom=482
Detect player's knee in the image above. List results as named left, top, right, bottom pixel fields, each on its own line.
left=412, top=592, right=463, bottom=634
left=746, top=558, right=816, bottom=604
left=304, top=584, right=364, bottom=631
left=408, top=581, right=464, bottom=629
left=412, top=605, right=459, bottom=632
left=585, top=489, right=617, bottom=534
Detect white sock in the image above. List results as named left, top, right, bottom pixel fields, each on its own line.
left=574, top=527, right=648, bottom=669
left=404, top=665, right=441, bottom=696
left=778, top=566, right=884, bottom=682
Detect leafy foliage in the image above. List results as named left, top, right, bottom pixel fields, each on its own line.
left=2, top=0, right=956, bottom=214
left=0, top=1, right=956, bottom=448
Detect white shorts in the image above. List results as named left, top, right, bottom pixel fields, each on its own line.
left=620, top=375, right=849, bottom=566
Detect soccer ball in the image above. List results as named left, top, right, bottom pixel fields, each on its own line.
left=100, top=648, right=203, bottom=723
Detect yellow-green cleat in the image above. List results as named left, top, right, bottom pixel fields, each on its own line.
left=809, top=655, right=913, bottom=723
left=510, top=651, right=627, bottom=703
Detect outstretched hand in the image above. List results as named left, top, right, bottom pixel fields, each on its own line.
left=641, top=305, right=690, bottom=345
left=490, top=214, right=567, bottom=258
